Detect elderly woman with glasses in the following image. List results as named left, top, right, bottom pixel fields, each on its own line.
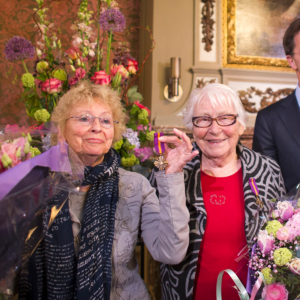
left=18, top=80, right=196, bottom=300
left=149, top=83, right=286, bottom=300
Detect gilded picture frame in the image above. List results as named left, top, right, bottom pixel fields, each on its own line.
left=222, top=0, right=293, bottom=71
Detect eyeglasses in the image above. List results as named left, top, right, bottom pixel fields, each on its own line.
left=192, top=114, right=238, bottom=128
left=66, top=114, right=119, bottom=128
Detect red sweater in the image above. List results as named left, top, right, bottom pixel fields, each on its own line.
left=193, top=168, right=248, bottom=300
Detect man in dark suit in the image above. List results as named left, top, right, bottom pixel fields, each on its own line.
left=253, top=18, right=300, bottom=192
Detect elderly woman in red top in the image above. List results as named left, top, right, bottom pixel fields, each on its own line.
left=149, top=83, right=286, bottom=300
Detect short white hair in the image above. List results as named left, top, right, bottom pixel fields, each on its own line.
left=183, top=83, right=248, bottom=130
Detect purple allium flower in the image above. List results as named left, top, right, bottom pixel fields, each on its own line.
left=5, top=36, right=35, bottom=61
left=99, top=9, right=126, bottom=32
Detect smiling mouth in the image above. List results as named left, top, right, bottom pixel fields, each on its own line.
left=206, top=139, right=226, bottom=143
left=86, top=139, right=104, bottom=144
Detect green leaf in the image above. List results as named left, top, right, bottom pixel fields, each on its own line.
left=126, top=123, right=137, bottom=131
left=127, top=86, right=138, bottom=97
left=130, top=105, right=139, bottom=115
left=128, top=92, right=144, bottom=103
left=36, top=73, right=47, bottom=82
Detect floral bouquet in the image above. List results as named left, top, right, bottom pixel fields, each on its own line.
left=0, top=123, right=85, bottom=299
left=4, top=0, right=155, bottom=171
left=0, top=125, right=41, bottom=173
left=248, top=187, right=300, bottom=300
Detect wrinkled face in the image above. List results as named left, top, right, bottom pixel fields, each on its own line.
left=64, top=100, right=114, bottom=163
left=192, top=97, right=244, bottom=160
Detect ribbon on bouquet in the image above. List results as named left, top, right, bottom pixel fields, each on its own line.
left=153, top=132, right=168, bottom=171
left=216, top=269, right=265, bottom=300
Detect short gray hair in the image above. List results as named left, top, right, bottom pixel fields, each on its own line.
left=183, top=83, right=248, bottom=130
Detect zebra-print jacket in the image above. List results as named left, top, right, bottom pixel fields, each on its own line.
left=148, top=142, right=286, bottom=300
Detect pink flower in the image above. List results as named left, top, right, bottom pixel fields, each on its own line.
left=134, top=147, right=153, bottom=162
left=126, top=58, right=138, bottom=74
left=4, top=124, right=26, bottom=134
left=262, top=283, right=288, bottom=300
left=65, top=48, right=79, bottom=60
left=137, top=125, right=145, bottom=131
left=72, top=37, right=83, bottom=49
left=90, top=71, right=111, bottom=85
left=286, top=212, right=300, bottom=229
left=75, top=68, right=86, bottom=79
left=276, top=226, right=294, bottom=241
left=272, top=209, right=280, bottom=219
left=277, top=201, right=294, bottom=221
left=288, top=258, right=300, bottom=275
left=1, top=143, right=19, bottom=167
left=258, top=230, right=275, bottom=255
left=68, top=77, right=78, bottom=86
left=13, top=137, right=26, bottom=152
left=110, top=64, right=129, bottom=79
left=41, top=78, right=63, bottom=94
left=294, top=208, right=300, bottom=214
left=134, top=101, right=151, bottom=115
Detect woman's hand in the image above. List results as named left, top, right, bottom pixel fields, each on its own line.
left=158, top=128, right=199, bottom=174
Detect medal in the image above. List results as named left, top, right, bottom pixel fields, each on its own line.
left=249, top=178, right=263, bottom=209
left=154, top=132, right=168, bottom=171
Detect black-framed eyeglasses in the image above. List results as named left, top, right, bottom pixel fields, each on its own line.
left=66, top=114, right=119, bottom=128
left=192, top=114, right=238, bottom=128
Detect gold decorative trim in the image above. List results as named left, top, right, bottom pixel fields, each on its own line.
left=238, top=87, right=294, bottom=113
left=201, top=0, right=216, bottom=52
left=222, top=0, right=291, bottom=71
left=196, top=77, right=216, bottom=88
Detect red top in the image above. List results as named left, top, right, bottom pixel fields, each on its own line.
left=193, top=168, right=248, bottom=300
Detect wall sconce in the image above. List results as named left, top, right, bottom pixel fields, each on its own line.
left=164, top=57, right=183, bottom=102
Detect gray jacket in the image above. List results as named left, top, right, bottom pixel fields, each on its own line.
left=69, top=168, right=189, bottom=300
left=110, top=168, right=189, bottom=299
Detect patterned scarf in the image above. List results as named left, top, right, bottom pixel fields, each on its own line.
left=19, top=148, right=120, bottom=300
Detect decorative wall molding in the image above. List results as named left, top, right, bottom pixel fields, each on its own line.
left=196, top=77, right=217, bottom=88
left=237, top=87, right=294, bottom=113
left=201, top=0, right=216, bottom=52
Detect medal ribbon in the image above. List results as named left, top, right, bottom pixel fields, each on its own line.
left=154, top=132, right=165, bottom=154
left=249, top=178, right=264, bottom=208
left=249, top=178, right=259, bottom=196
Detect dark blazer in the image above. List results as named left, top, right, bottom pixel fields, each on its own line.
left=253, top=91, right=300, bottom=192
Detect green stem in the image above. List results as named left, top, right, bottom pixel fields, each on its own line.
left=97, top=0, right=101, bottom=71
left=106, top=31, right=113, bottom=74
left=21, top=59, right=29, bottom=73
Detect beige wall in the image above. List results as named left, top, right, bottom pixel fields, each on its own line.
left=139, top=0, right=194, bottom=127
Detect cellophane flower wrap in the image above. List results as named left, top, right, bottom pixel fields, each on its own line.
left=0, top=123, right=85, bottom=299
left=248, top=185, right=300, bottom=300
left=4, top=0, right=156, bottom=172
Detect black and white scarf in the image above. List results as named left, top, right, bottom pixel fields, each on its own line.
left=149, top=142, right=286, bottom=300
left=19, top=148, right=120, bottom=300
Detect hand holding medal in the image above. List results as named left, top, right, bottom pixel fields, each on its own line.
left=154, top=128, right=199, bottom=174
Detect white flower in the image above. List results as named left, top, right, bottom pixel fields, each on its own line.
left=88, top=49, right=95, bottom=57
left=36, top=41, right=45, bottom=49
left=122, top=128, right=141, bottom=149
left=90, top=42, right=97, bottom=49
left=70, top=24, right=78, bottom=31
left=36, top=48, right=42, bottom=56
left=72, top=37, right=83, bottom=48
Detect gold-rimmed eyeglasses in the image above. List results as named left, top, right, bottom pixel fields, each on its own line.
left=66, top=114, right=119, bottom=128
